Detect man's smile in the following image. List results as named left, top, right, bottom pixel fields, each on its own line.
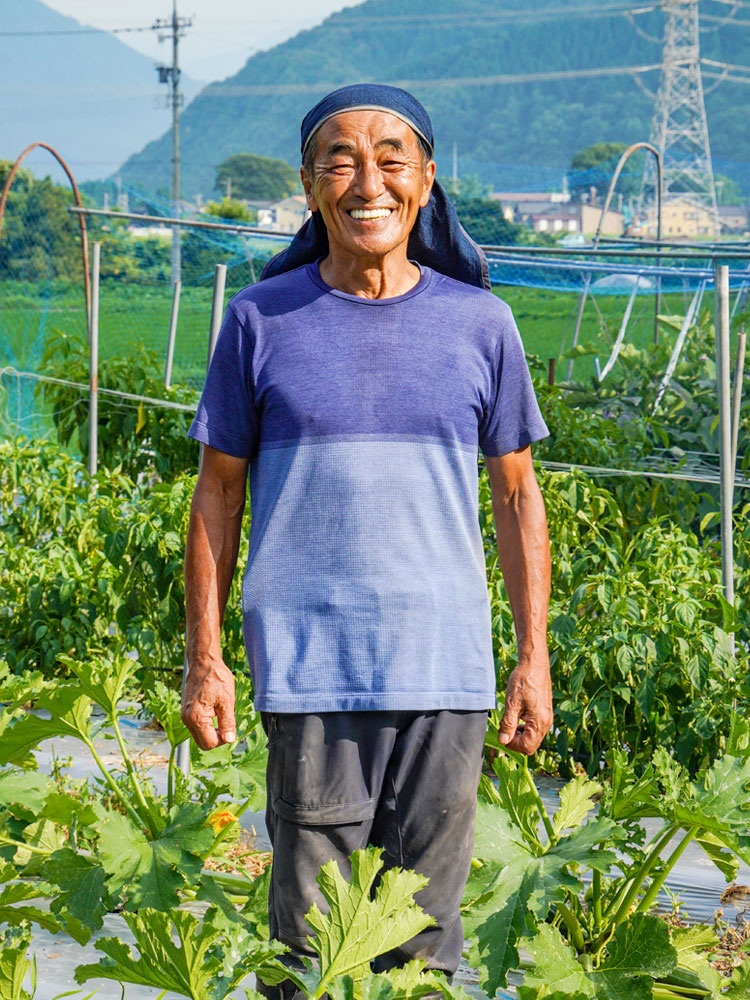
left=347, top=207, right=394, bottom=220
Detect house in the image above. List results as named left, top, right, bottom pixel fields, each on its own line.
left=257, top=195, right=309, bottom=234
left=634, top=196, right=718, bottom=238
left=498, top=198, right=623, bottom=236
left=491, top=190, right=570, bottom=223
left=717, top=204, right=749, bottom=235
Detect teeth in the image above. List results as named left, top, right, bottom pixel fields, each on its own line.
left=349, top=208, right=392, bottom=219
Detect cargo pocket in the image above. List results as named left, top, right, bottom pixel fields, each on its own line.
left=268, top=713, right=380, bottom=826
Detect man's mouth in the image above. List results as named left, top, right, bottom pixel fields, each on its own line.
left=347, top=208, right=394, bottom=220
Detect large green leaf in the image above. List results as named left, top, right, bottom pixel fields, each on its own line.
left=518, top=922, right=592, bottom=999
left=61, top=653, right=136, bottom=719
left=0, top=868, right=61, bottom=935
left=473, top=798, right=531, bottom=860
left=669, top=926, right=722, bottom=998
left=0, top=926, right=35, bottom=1000
left=519, top=917, right=677, bottom=1000
left=97, top=803, right=215, bottom=910
left=263, top=848, right=434, bottom=999
left=0, top=771, right=53, bottom=817
left=491, top=755, right=544, bottom=851
left=592, top=914, right=676, bottom=1000
left=466, top=803, right=621, bottom=995
left=328, top=961, right=473, bottom=1000
left=43, top=848, right=110, bottom=934
left=143, top=679, right=189, bottom=747
left=13, top=818, right=67, bottom=874
left=0, top=687, right=93, bottom=766
left=75, top=907, right=278, bottom=1000
left=552, top=776, right=602, bottom=837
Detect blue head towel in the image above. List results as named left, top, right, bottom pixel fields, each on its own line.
left=260, top=83, right=490, bottom=290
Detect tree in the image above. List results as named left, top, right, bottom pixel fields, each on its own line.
left=214, top=153, right=298, bottom=201
left=568, top=142, right=641, bottom=204
left=203, top=197, right=257, bottom=223
left=714, top=174, right=743, bottom=205
left=449, top=193, right=519, bottom=246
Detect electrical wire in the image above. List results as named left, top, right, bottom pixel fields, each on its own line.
left=203, top=63, right=663, bottom=98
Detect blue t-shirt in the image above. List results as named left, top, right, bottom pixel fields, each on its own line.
left=188, top=262, right=548, bottom=712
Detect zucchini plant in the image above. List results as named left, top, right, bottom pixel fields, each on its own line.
left=463, top=732, right=750, bottom=1000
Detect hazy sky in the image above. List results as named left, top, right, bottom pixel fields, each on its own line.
left=43, top=1, right=352, bottom=81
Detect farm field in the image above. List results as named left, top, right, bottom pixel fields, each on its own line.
left=0, top=276, right=718, bottom=388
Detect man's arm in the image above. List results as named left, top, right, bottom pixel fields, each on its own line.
left=485, top=445, right=553, bottom=755
left=182, top=445, right=249, bottom=751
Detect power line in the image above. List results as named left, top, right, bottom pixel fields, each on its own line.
left=0, top=25, right=155, bottom=37
left=203, top=64, right=663, bottom=99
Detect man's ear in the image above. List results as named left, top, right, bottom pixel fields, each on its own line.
left=420, top=160, right=437, bottom=208
left=300, top=166, right=319, bottom=214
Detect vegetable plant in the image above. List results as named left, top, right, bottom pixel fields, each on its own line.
left=463, top=733, right=750, bottom=999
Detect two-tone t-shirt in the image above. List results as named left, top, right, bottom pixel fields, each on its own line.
left=188, top=261, right=548, bottom=712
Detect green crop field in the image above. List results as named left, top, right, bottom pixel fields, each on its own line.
left=1, top=277, right=702, bottom=391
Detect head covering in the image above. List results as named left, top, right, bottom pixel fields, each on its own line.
left=260, top=83, right=490, bottom=291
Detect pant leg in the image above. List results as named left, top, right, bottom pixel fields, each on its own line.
left=261, top=712, right=398, bottom=954
left=369, top=710, right=488, bottom=976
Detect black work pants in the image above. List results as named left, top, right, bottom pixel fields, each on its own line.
left=260, top=709, right=487, bottom=982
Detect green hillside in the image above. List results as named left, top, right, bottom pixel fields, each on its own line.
left=117, top=0, right=750, bottom=198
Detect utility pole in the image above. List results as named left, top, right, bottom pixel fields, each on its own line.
left=646, top=0, right=717, bottom=226
left=154, top=1, right=192, bottom=284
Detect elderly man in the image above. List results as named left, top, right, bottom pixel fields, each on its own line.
left=182, top=84, right=552, bottom=990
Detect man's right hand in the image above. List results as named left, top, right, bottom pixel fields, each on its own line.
left=181, top=659, right=237, bottom=750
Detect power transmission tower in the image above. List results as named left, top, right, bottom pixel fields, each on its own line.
left=154, top=1, right=192, bottom=284
left=647, top=0, right=718, bottom=225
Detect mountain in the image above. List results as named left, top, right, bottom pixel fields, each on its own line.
left=0, top=0, right=201, bottom=183
left=115, top=0, right=750, bottom=200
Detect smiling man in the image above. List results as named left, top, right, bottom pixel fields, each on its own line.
left=182, top=84, right=552, bottom=993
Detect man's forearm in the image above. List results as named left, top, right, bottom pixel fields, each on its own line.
left=184, top=475, right=245, bottom=669
left=491, top=475, right=550, bottom=661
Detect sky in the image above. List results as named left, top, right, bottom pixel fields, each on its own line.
left=42, top=0, right=352, bottom=82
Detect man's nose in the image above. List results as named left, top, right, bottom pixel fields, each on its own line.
left=353, top=157, right=386, bottom=201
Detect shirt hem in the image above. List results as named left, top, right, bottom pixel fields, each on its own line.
left=188, top=420, right=254, bottom=460
left=253, top=691, right=497, bottom=712
left=480, top=418, right=550, bottom=458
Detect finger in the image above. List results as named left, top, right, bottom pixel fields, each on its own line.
left=498, top=700, right=521, bottom=745
left=191, top=712, right=221, bottom=751
left=506, top=722, right=544, bottom=756
left=215, top=698, right=237, bottom=745
left=181, top=701, right=220, bottom=751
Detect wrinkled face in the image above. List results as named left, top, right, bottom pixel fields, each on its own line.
left=301, top=110, right=436, bottom=262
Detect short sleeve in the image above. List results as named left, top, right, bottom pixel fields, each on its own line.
left=478, top=306, right=549, bottom=458
left=188, top=303, right=259, bottom=459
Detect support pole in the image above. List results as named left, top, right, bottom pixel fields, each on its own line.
left=731, top=326, right=746, bottom=475
left=164, top=279, right=181, bottom=389
left=566, top=141, right=662, bottom=379
left=207, top=263, right=227, bottom=369
left=177, top=262, right=228, bottom=777
left=714, top=264, right=734, bottom=616
left=88, top=242, right=100, bottom=477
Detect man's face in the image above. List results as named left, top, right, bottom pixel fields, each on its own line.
left=301, top=110, right=436, bottom=262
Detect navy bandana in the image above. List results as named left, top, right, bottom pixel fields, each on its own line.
left=260, top=83, right=490, bottom=291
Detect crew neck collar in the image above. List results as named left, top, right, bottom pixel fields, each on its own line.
left=306, top=259, right=432, bottom=304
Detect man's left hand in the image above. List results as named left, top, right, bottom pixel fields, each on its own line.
left=498, top=657, right=553, bottom=755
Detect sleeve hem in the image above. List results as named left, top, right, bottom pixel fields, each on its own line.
left=188, top=419, right=254, bottom=460
left=480, top=419, right=550, bottom=459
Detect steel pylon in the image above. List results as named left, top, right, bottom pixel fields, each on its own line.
left=645, top=0, right=718, bottom=219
